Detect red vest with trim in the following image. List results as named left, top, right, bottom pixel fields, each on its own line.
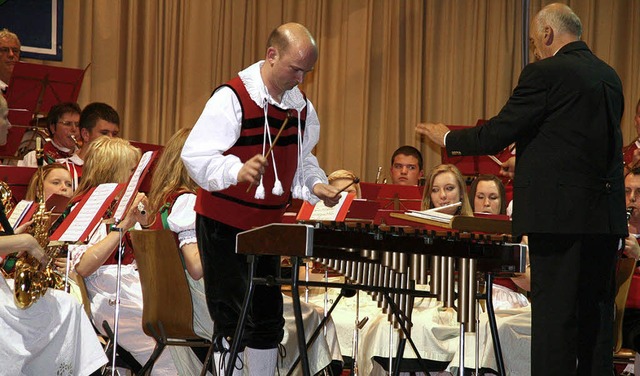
left=195, top=77, right=307, bottom=230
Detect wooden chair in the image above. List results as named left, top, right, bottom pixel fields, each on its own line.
left=130, top=229, right=214, bottom=376
left=613, top=257, right=637, bottom=368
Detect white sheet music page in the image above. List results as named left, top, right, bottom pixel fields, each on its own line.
left=113, top=151, right=153, bottom=221
left=7, top=200, right=33, bottom=228
left=309, top=192, right=349, bottom=221
left=58, top=183, right=120, bottom=242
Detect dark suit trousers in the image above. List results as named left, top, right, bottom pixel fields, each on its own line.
left=528, top=234, right=618, bottom=376
left=196, top=214, right=285, bottom=350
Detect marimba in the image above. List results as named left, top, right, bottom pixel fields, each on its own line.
left=233, top=219, right=526, bottom=376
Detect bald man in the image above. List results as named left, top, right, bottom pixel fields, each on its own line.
left=417, top=4, right=624, bottom=375
left=182, top=23, right=340, bottom=375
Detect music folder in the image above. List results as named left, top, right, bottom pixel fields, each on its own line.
left=113, top=150, right=158, bottom=220
left=50, top=183, right=125, bottom=243
left=296, top=192, right=356, bottom=222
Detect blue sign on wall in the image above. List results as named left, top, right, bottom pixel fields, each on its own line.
left=0, top=0, right=64, bottom=61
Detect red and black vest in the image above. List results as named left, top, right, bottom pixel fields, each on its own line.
left=195, top=76, right=307, bottom=230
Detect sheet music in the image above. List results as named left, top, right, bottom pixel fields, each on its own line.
left=113, top=151, right=153, bottom=220
left=7, top=200, right=33, bottom=228
left=309, top=193, right=349, bottom=221
left=58, top=183, right=120, bottom=242
left=405, top=202, right=461, bottom=223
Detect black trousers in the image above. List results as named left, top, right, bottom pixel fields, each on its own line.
left=196, top=214, right=284, bottom=350
left=528, top=233, right=619, bottom=376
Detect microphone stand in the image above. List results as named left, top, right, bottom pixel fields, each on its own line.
left=109, top=219, right=126, bottom=376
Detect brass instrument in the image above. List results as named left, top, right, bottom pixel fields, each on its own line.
left=0, top=180, right=13, bottom=214
left=13, top=138, right=64, bottom=309
left=70, top=134, right=83, bottom=149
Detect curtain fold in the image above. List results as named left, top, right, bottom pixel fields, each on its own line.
left=26, top=0, right=640, bottom=182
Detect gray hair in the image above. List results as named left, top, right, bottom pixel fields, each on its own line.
left=0, top=28, right=21, bottom=45
left=536, top=3, right=582, bottom=39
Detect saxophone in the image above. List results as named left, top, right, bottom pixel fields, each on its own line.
left=13, top=138, right=64, bottom=309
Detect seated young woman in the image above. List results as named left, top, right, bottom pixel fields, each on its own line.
left=421, top=164, right=473, bottom=215
left=66, top=136, right=199, bottom=375
left=469, top=174, right=530, bottom=305
left=146, top=128, right=342, bottom=375
left=0, top=233, right=107, bottom=375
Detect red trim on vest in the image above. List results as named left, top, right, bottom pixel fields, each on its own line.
left=195, top=76, right=308, bottom=230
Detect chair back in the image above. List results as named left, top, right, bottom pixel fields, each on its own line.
left=130, top=229, right=198, bottom=339
left=614, top=257, right=637, bottom=352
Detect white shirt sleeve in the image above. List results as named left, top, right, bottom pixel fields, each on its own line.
left=295, top=100, right=329, bottom=202
left=166, top=193, right=197, bottom=248
left=181, top=86, right=245, bottom=192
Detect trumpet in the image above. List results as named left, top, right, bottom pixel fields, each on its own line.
left=70, top=134, right=82, bottom=149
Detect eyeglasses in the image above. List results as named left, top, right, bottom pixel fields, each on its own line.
left=58, top=120, right=80, bottom=127
left=0, top=47, right=20, bottom=55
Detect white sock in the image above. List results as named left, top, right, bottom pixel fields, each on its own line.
left=244, top=347, right=278, bottom=376
left=213, top=337, right=244, bottom=376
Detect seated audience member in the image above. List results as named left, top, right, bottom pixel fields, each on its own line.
left=18, top=103, right=82, bottom=176
left=146, top=128, right=341, bottom=375
left=421, top=163, right=473, bottom=216
left=623, top=98, right=640, bottom=173
left=67, top=136, right=198, bottom=374
left=328, top=169, right=361, bottom=198
left=622, top=167, right=640, bottom=352
left=76, top=102, right=121, bottom=161
left=0, top=28, right=20, bottom=93
left=469, top=174, right=507, bottom=215
left=390, top=145, right=424, bottom=186
left=0, top=233, right=108, bottom=375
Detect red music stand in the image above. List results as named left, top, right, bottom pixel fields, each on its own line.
left=0, top=166, right=36, bottom=204
left=6, top=61, right=87, bottom=126
left=441, top=120, right=514, bottom=177
left=360, top=182, right=423, bottom=211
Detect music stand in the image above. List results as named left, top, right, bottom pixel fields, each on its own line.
left=0, top=166, right=36, bottom=204
left=441, top=120, right=514, bottom=178
left=6, top=62, right=87, bottom=126
left=360, top=182, right=423, bottom=211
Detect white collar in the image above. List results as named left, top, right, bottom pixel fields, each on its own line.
left=238, top=61, right=307, bottom=112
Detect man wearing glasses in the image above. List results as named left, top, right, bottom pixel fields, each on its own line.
left=0, top=28, right=20, bottom=94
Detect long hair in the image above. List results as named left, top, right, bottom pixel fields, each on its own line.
left=74, top=136, right=141, bottom=198
left=469, top=174, right=507, bottom=214
left=147, top=128, right=198, bottom=216
left=24, top=163, right=71, bottom=201
left=421, top=164, right=473, bottom=216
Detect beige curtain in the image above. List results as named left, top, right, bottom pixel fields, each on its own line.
left=27, top=0, right=640, bottom=182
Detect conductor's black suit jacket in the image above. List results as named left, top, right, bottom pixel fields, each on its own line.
left=446, top=41, right=627, bottom=237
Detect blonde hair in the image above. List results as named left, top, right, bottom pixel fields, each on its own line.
left=147, top=128, right=198, bottom=216
left=421, top=164, right=473, bottom=216
left=25, top=163, right=71, bottom=201
left=328, top=169, right=361, bottom=198
left=74, top=136, right=141, bottom=198
left=0, top=28, right=20, bottom=45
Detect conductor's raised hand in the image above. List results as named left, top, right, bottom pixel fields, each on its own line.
left=500, top=157, right=516, bottom=179
left=415, top=122, right=449, bottom=148
left=238, top=154, right=268, bottom=185
left=312, top=183, right=341, bottom=207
